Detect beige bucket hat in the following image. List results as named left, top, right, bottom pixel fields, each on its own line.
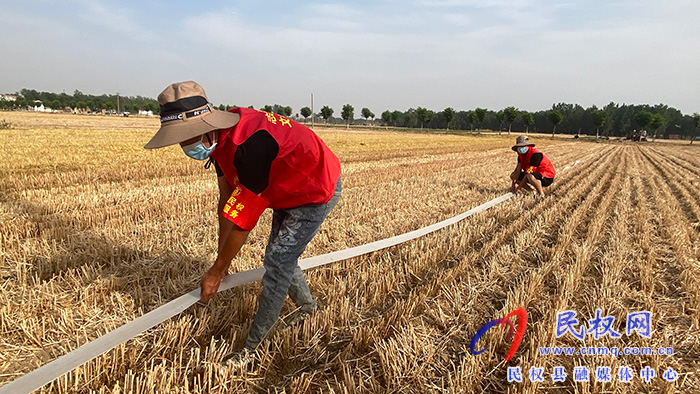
left=144, top=81, right=240, bottom=149
left=511, top=135, right=535, bottom=151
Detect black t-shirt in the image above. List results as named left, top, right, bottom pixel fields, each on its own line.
left=518, top=152, right=543, bottom=167
left=213, top=130, right=279, bottom=194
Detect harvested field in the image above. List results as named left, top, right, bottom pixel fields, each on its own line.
left=1, top=112, right=698, bottom=393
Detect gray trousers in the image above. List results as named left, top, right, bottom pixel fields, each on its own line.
left=245, top=178, right=341, bottom=350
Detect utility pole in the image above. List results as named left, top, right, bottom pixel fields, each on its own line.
left=116, top=93, right=120, bottom=114
left=311, top=93, right=314, bottom=129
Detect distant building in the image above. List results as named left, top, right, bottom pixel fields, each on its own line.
left=0, top=94, right=17, bottom=101
left=33, top=101, right=46, bottom=112
left=31, top=100, right=55, bottom=112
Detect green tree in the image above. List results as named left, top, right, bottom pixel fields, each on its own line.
left=442, top=107, right=455, bottom=131
left=341, top=104, right=354, bottom=128
left=426, top=109, right=434, bottom=127
left=73, top=89, right=86, bottom=102
left=634, top=111, right=653, bottom=131
left=415, top=107, right=427, bottom=130
left=361, top=107, right=374, bottom=126
left=320, top=106, right=334, bottom=124
left=381, top=110, right=393, bottom=127
left=546, top=110, right=564, bottom=137
left=691, top=113, right=700, bottom=144
left=415, top=107, right=433, bottom=130
left=503, top=106, right=519, bottom=134
left=300, top=107, right=312, bottom=123
left=392, top=110, right=403, bottom=127
left=521, top=111, right=534, bottom=134
left=649, top=113, right=665, bottom=141
left=50, top=99, right=62, bottom=111
left=20, top=89, right=38, bottom=102
left=474, top=107, right=487, bottom=130
left=592, top=109, right=607, bottom=139
left=467, top=111, right=478, bottom=132
left=144, top=102, right=158, bottom=113
left=261, top=105, right=273, bottom=112
left=496, top=110, right=505, bottom=134
left=272, top=104, right=290, bottom=116
left=404, top=111, right=417, bottom=128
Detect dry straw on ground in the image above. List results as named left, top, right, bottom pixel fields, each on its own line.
left=1, top=112, right=698, bottom=393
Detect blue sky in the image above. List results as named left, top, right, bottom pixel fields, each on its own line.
left=1, top=0, right=698, bottom=114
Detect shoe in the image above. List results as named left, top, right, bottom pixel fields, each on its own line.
left=221, top=348, right=255, bottom=369
left=284, top=308, right=315, bottom=326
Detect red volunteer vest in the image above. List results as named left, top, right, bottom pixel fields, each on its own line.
left=210, top=108, right=341, bottom=212
left=518, top=147, right=556, bottom=178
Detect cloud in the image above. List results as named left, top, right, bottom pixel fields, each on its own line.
left=71, top=0, right=156, bottom=42
left=74, top=0, right=138, bottom=33
left=184, top=10, right=421, bottom=56
left=313, top=3, right=363, bottom=19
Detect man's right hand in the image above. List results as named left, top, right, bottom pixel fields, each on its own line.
left=200, top=267, right=226, bottom=302
left=202, top=224, right=250, bottom=303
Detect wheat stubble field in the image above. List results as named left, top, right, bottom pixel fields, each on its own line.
left=1, top=112, right=699, bottom=393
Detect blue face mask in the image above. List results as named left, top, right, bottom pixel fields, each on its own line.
left=182, top=136, right=217, bottom=160
left=517, top=147, right=529, bottom=154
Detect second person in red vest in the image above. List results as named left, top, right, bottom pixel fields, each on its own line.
left=510, top=135, right=556, bottom=198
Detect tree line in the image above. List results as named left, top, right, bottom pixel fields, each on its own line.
left=258, top=102, right=699, bottom=139
left=370, top=103, right=699, bottom=139
left=2, top=89, right=699, bottom=138
left=1, top=89, right=160, bottom=114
